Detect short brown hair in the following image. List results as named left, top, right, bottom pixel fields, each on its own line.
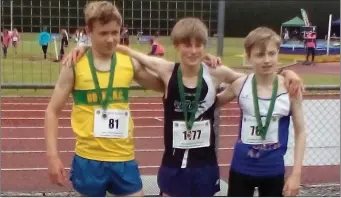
left=171, top=17, right=208, bottom=46
left=244, top=27, right=281, bottom=57
left=84, top=1, right=122, bottom=30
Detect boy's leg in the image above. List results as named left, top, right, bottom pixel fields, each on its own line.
left=42, top=45, right=48, bottom=59
left=258, top=174, right=285, bottom=197
left=311, top=48, right=315, bottom=62
left=3, top=46, right=7, bottom=58
left=107, top=159, right=143, bottom=197
left=157, top=166, right=192, bottom=197
left=69, top=154, right=109, bottom=197
left=227, top=169, right=256, bottom=197
left=12, top=42, right=17, bottom=54
left=305, top=47, right=311, bottom=62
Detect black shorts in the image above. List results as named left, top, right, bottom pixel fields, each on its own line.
left=227, top=169, right=284, bottom=197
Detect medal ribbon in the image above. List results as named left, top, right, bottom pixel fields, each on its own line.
left=87, top=50, right=117, bottom=112
left=252, top=75, right=278, bottom=140
left=177, top=64, right=204, bottom=130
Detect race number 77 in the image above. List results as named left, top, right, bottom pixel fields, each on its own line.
left=183, top=130, right=201, bottom=140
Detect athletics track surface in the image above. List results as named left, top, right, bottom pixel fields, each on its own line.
left=1, top=96, right=340, bottom=193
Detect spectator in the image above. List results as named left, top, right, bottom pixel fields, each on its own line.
left=11, top=28, right=20, bottom=54
left=77, top=28, right=90, bottom=47
left=39, top=26, right=51, bottom=59
left=60, top=29, right=69, bottom=60
left=304, top=31, right=317, bottom=65
left=1, top=29, right=11, bottom=58
left=148, top=38, right=165, bottom=57
left=120, top=24, right=129, bottom=46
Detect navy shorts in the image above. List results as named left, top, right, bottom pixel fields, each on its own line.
left=69, top=154, right=143, bottom=197
left=157, top=165, right=220, bottom=197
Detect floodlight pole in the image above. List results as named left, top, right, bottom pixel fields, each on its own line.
left=326, top=14, right=332, bottom=55
left=217, top=0, right=226, bottom=57
left=10, top=0, right=13, bottom=31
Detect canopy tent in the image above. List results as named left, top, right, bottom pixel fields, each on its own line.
left=280, top=16, right=306, bottom=37
left=332, top=18, right=340, bottom=25
left=281, top=16, right=306, bottom=27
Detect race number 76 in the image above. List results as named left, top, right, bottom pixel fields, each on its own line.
left=250, top=126, right=261, bottom=136
left=183, top=130, right=201, bottom=140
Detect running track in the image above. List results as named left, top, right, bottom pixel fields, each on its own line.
left=1, top=96, right=340, bottom=193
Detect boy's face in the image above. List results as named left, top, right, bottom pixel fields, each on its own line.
left=176, top=38, right=205, bottom=67
left=248, top=41, right=279, bottom=75
left=87, top=20, right=120, bottom=57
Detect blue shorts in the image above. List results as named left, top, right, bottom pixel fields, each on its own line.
left=157, top=165, right=220, bottom=197
left=69, top=154, right=143, bottom=197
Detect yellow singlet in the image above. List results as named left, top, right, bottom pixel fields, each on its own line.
left=71, top=52, right=135, bottom=162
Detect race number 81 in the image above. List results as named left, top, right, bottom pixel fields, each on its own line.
left=109, top=119, right=119, bottom=129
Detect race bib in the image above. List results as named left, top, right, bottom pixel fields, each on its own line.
left=93, top=108, right=129, bottom=138
left=172, top=120, right=211, bottom=149
left=12, top=37, right=18, bottom=41
left=241, top=115, right=279, bottom=145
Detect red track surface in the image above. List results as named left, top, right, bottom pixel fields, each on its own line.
left=1, top=96, right=340, bottom=193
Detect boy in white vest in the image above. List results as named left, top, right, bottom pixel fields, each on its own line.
left=217, top=27, right=306, bottom=197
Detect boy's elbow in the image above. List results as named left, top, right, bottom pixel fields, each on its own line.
left=45, top=105, right=60, bottom=120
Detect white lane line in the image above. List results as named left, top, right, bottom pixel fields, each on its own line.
left=1, top=134, right=238, bottom=140
left=1, top=124, right=238, bottom=129
left=154, top=117, right=164, bottom=122
left=0, top=102, right=239, bottom=105
left=1, top=115, right=240, bottom=120
left=1, top=108, right=240, bottom=112
left=1, top=147, right=234, bottom=154
left=1, top=164, right=232, bottom=171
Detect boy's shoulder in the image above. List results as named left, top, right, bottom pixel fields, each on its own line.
left=277, top=75, right=288, bottom=93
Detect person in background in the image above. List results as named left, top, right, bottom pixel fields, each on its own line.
left=120, top=24, right=129, bottom=46
left=59, top=29, right=69, bottom=60
left=77, top=28, right=89, bottom=47
left=11, top=28, right=20, bottom=54
left=148, top=38, right=165, bottom=57
left=283, top=28, right=290, bottom=44
left=1, top=29, right=11, bottom=58
left=304, top=31, right=316, bottom=65
left=74, top=29, right=80, bottom=42
left=39, top=26, right=51, bottom=59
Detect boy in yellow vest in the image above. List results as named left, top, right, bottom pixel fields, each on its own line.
left=44, top=1, right=165, bottom=197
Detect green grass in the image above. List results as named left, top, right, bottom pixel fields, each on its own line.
left=0, top=33, right=337, bottom=96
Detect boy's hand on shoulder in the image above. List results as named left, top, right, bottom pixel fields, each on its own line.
left=282, top=70, right=304, bottom=97
left=202, top=54, right=222, bottom=68
left=61, top=46, right=87, bottom=67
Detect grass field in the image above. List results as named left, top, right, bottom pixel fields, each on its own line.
left=1, top=33, right=338, bottom=96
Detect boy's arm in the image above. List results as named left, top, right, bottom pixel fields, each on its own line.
left=213, top=65, right=303, bottom=97
left=282, top=91, right=306, bottom=196
left=216, top=76, right=246, bottom=107
left=212, top=65, right=245, bottom=84
left=117, top=45, right=174, bottom=77
left=131, top=58, right=165, bottom=93
left=217, top=86, right=237, bottom=107
left=45, top=66, right=74, bottom=159
left=289, top=92, right=306, bottom=177
left=278, top=69, right=304, bottom=96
